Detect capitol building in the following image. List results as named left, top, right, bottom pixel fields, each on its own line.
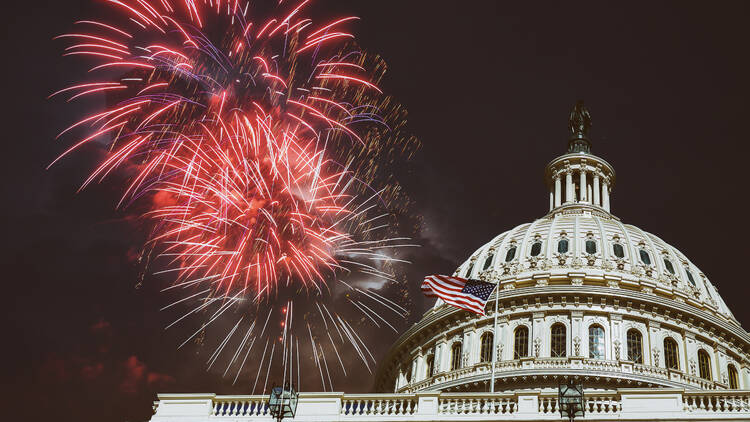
left=150, top=104, right=750, bottom=421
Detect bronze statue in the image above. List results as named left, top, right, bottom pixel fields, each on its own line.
left=568, top=100, right=592, bottom=137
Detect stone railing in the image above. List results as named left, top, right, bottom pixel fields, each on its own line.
left=150, top=389, right=750, bottom=421
left=399, top=357, right=725, bottom=393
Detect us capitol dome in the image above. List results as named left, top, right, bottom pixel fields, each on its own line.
left=150, top=102, right=750, bottom=422
left=374, top=101, right=749, bottom=395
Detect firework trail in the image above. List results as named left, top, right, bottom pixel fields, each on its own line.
left=51, top=0, right=419, bottom=391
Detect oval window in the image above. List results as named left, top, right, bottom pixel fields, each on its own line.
left=664, top=259, right=675, bottom=274
left=639, top=249, right=651, bottom=265
left=483, top=254, right=494, bottom=270
left=685, top=269, right=696, bottom=286
left=557, top=238, right=569, bottom=254
left=505, top=247, right=516, bottom=262
left=530, top=241, right=542, bottom=257
left=585, top=240, right=597, bottom=254
left=613, top=243, right=624, bottom=258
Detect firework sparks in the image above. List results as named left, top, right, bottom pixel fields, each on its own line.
left=52, top=0, right=419, bottom=390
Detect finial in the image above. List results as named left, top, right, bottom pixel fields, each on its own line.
left=567, top=100, right=592, bottom=154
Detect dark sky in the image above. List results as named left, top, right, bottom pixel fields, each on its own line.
left=4, top=1, right=750, bottom=422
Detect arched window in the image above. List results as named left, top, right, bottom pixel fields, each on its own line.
left=613, top=243, right=625, bottom=258
left=425, top=355, right=434, bottom=378
left=729, top=365, right=740, bottom=389
left=639, top=249, right=651, bottom=265
left=451, top=343, right=462, bottom=371
left=685, top=269, right=696, bottom=286
left=557, top=238, right=569, bottom=254
left=482, top=253, right=494, bottom=270
left=664, top=258, right=675, bottom=274
left=530, top=241, right=542, bottom=257
left=505, top=247, right=516, bottom=262
left=627, top=329, right=643, bottom=364
left=664, top=338, right=679, bottom=370
left=698, top=350, right=711, bottom=380
left=514, top=326, right=529, bottom=359
left=551, top=324, right=566, bottom=357
left=480, top=333, right=493, bottom=363
left=465, top=263, right=474, bottom=279
left=589, top=325, right=605, bottom=359
left=585, top=239, right=597, bottom=254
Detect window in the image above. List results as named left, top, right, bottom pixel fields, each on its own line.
left=551, top=324, right=566, bottom=357
left=685, top=269, right=696, bottom=286
left=627, top=329, right=643, bottom=364
left=480, top=333, right=493, bottom=363
left=514, top=326, right=529, bottom=359
left=698, top=350, right=711, bottom=380
left=465, top=263, right=474, bottom=278
left=557, top=238, right=569, bottom=254
left=451, top=343, right=462, bottom=370
left=664, top=259, right=675, bottom=274
left=613, top=243, right=625, bottom=258
left=482, top=253, right=494, bottom=270
left=639, top=249, right=651, bottom=265
left=589, top=325, right=605, bottom=359
left=505, top=247, right=516, bottom=262
left=729, top=365, right=740, bottom=389
left=425, top=356, right=434, bottom=378
left=585, top=240, right=597, bottom=254
left=664, top=338, right=679, bottom=370
left=530, top=241, right=542, bottom=257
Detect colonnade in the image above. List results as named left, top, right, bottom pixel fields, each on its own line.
left=549, top=165, right=611, bottom=212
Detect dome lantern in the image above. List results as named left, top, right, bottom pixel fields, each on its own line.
left=545, top=101, right=616, bottom=215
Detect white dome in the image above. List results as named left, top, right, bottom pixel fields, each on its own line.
left=454, top=212, right=736, bottom=324
left=376, top=103, right=750, bottom=394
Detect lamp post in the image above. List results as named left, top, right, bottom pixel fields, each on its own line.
left=268, top=383, right=299, bottom=422
left=558, top=381, right=584, bottom=422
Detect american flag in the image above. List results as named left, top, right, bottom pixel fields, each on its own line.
left=421, top=275, right=497, bottom=315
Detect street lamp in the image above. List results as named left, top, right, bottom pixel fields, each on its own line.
left=558, top=381, right=584, bottom=422
left=268, top=383, right=299, bottom=422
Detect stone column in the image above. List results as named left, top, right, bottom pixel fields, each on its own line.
left=436, top=337, right=447, bottom=373
left=415, top=348, right=425, bottom=382
left=647, top=321, right=660, bottom=367
left=683, top=332, right=696, bottom=378
left=532, top=312, right=545, bottom=357
left=554, top=174, right=562, bottom=207
left=602, top=179, right=611, bottom=212
left=579, top=166, right=587, bottom=202
left=610, top=314, right=622, bottom=360
left=571, top=311, right=583, bottom=356
left=565, top=170, right=574, bottom=203
left=498, top=317, right=509, bottom=361
left=593, top=172, right=600, bottom=206
left=549, top=191, right=554, bottom=211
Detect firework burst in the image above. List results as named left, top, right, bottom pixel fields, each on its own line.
left=51, top=0, right=419, bottom=390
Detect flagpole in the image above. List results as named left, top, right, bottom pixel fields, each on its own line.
left=490, top=287, right=498, bottom=393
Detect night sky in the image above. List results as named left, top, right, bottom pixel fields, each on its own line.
left=4, top=1, right=750, bottom=421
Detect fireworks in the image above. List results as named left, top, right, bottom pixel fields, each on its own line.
left=51, top=0, right=418, bottom=391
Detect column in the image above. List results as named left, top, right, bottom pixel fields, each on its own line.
left=549, top=191, right=554, bottom=211
left=593, top=172, right=600, bottom=206
left=602, top=179, right=610, bottom=212
left=415, top=349, right=425, bottom=382
left=571, top=311, right=583, bottom=356
left=565, top=170, right=574, bottom=203
left=579, top=167, right=587, bottom=202
left=647, top=321, right=660, bottom=367
left=498, top=317, right=509, bottom=361
left=554, top=175, right=562, bottom=207
left=532, top=312, right=545, bottom=357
